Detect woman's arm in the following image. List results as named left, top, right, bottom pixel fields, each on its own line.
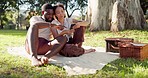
left=72, top=19, right=89, bottom=29
left=72, top=19, right=89, bottom=26
left=76, top=21, right=89, bottom=26
left=54, top=29, right=75, bottom=38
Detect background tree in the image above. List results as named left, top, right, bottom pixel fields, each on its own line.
left=0, top=0, right=147, bottom=30
left=87, top=0, right=147, bottom=31
left=140, top=0, right=148, bottom=15
left=25, top=11, right=38, bottom=30
left=46, top=0, right=88, bottom=18
left=22, top=0, right=87, bottom=18
left=0, top=0, right=18, bottom=29
left=22, top=0, right=87, bottom=30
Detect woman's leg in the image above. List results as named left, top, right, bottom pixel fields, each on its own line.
left=73, top=26, right=86, bottom=47
left=72, top=26, right=96, bottom=53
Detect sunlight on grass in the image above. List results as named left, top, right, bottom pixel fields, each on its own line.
left=132, top=65, right=148, bottom=77
left=84, top=30, right=148, bottom=47
left=0, top=29, right=148, bottom=77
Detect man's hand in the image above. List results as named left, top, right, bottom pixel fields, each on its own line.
left=41, top=56, right=48, bottom=64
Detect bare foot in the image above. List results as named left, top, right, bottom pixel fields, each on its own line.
left=85, top=48, right=96, bottom=54
left=31, top=57, right=42, bottom=66
left=41, top=56, right=48, bottom=64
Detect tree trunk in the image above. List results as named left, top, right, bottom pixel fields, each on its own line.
left=111, top=0, right=147, bottom=31
left=0, top=14, right=3, bottom=29
left=87, top=0, right=147, bottom=31
left=87, top=0, right=115, bottom=31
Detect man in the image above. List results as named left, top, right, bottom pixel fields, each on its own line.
left=25, top=3, right=67, bottom=66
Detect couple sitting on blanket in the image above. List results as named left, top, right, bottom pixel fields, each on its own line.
left=25, top=3, right=95, bottom=66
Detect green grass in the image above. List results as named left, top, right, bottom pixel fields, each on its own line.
left=0, top=29, right=148, bottom=78
left=84, top=29, right=148, bottom=47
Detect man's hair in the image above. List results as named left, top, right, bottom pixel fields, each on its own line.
left=41, top=3, right=53, bottom=11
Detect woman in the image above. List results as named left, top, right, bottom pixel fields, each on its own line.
left=52, top=4, right=87, bottom=47
left=52, top=3, right=95, bottom=53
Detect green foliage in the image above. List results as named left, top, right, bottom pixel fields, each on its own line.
left=140, top=0, right=148, bottom=14
left=22, top=0, right=87, bottom=18
left=3, top=11, right=17, bottom=29
left=0, top=0, right=18, bottom=29
left=51, top=0, right=87, bottom=17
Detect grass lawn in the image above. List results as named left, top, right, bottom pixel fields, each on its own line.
left=0, top=29, right=148, bottom=78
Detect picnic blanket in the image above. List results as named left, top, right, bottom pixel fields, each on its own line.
left=7, top=46, right=119, bottom=76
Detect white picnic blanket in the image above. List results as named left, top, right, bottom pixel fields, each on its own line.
left=7, top=46, right=119, bottom=76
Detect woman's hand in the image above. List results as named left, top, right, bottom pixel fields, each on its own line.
left=50, top=24, right=65, bottom=30
left=55, top=25, right=65, bottom=30
left=72, top=23, right=81, bottom=29
left=63, top=29, right=75, bottom=35
left=72, top=20, right=89, bottom=29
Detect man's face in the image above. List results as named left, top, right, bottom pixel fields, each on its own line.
left=43, top=9, right=54, bottom=22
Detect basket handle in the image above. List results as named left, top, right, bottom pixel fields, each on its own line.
left=110, top=44, right=119, bottom=50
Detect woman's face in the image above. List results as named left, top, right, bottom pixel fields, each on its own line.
left=55, top=6, right=65, bottom=20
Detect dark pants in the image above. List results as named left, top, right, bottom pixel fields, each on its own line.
left=25, top=38, right=52, bottom=55
left=25, top=26, right=86, bottom=54
left=67, top=26, right=86, bottom=44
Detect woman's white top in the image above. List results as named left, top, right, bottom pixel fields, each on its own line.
left=51, top=18, right=73, bottom=41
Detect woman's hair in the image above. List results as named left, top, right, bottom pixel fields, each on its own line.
left=53, top=3, right=65, bottom=20
left=53, top=3, right=65, bottom=14
left=41, top=3, right=53, bottom=11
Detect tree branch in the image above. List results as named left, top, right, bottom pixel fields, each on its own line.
left=64, top=1, right=70, bottom=17
left=69, top=8, right=80, bottom=18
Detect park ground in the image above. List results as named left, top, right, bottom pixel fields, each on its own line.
left=0, top=29, right=148, bottom=78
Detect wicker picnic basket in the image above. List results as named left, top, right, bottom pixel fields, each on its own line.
left=119, top=43, right=148, bottom=60
left=105, top=38, right=134, bottom=52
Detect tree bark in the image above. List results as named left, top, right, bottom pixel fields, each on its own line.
left=87, top=0, right=147, bottom=31
left=0, top=14, right=4, bottom=29
left=87, top=0, right=115, bottom=31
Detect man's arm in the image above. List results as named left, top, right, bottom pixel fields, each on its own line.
left=33, top=22, right=60, bottom=38
left=33, top=21, right=51, bottom=29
